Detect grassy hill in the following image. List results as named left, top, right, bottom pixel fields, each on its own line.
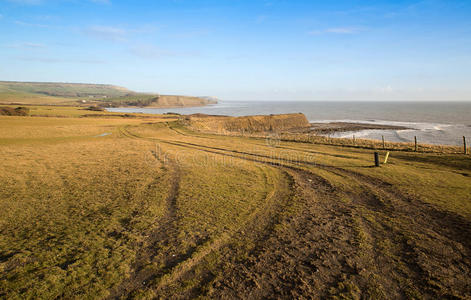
left=0, top=108, right=470, bottom=298
left=0, top=81, right=216, bottom=107
left=0, top=81, right=130, bottom=98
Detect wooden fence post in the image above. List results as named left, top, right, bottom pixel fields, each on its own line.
left=382, top=135, right=385, bottom=149
left=374, top=152, right=380, bottom=167
left=414, top=136, right=418, bottom=152
left=464, top=136, right=467, bottom=155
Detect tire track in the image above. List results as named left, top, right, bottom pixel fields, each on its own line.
left=120, top=125, right=471, bottom=298
left=115, top=126, right=299, bottom=297
left=122, top=126, right=358, bottom=296
left=107, top=156, right=181, bottom=299
left=109, top=126, right=187, bottom=298
left=137, top=124, right=471, bottom=250
left=153, top=168, right=296, bottom=298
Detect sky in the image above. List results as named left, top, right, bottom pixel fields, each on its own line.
left=0, top=0, right=470, bottom=101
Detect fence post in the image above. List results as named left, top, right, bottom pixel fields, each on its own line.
left=374, top=152, right=380, bottom=167
left=414, top=136, right=418, bottom=152
left=464, top=136, right=467, bottom=155
left=382, top=135, right=385, bottom=149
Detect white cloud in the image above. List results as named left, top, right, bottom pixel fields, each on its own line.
left=83, top=24, right=159, bottom=42
left=326, top=27, right=362, bottom=34
left=7, top=0, right=42, bottom=4
left=378, top=85, right=394, bottom=93
left=307, top=30, right=322, bottom=35
left=256, top=15, right=268, bottom=24
left=7, top=0, right=110, bottom=4
left=309, top=27, right=364, bottom=35
left=5, top=42, right=46, bottom=48
left=89, top=0, right=111, bottom=4
left=129, top=44, right=200, bottom=60
left=129, top=44, right=175, bottom=59
left=14, top=20, right=51, bottom=28
left=85, top=25, right=127, bottom=42
left=15, top=56, right=106, bottom=64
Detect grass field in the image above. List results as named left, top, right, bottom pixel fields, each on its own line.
left=1, top=108, right=470, bottom=299
left=0, top=81, right=216, bottom=108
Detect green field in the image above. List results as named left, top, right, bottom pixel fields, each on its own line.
left=1, top=108, right=470, bottom=299
left=0, top=81, right=130, bottom=97
left=0, top=81, right=214, bottom=108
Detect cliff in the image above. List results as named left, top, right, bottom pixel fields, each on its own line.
left=148, top=95, right=217, bottom=108
left=185, top=113, right=310, bottom=133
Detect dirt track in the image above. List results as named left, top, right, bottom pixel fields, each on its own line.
left=108, top=157, right=181, bottom=298
left=111, top=124, right=471, bottom=299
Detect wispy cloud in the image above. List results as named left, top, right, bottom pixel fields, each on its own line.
left=326, top=27, right=363, bottom=34
left=84, top=25, right=127, bottom=42
left=83, top=24, right=158, bottom=42
left=14, top=56, right=106, bottom=64
left=129, top=44, right=199, bottom=60
left=89, top=0, right=111, bottom=4
left=5, top=42, right=46, bottom=48
left=35, top=15, right=57, bottom=21
left=308, top=27, right=365, bottom=35
left=333, top=5, right=378, bottom=16
left=7, top=0, right=110, bottom=4
left=256, top=15, right=268, bottom=24
left=14, top=20, right=52, bottom=28
left=129, top=44, right=175, bottom=59
left=6, top=0, right=42, bottom=5
left=171, top=28, right=209, bottom=39
left=378, top=85, right=394, bottom=93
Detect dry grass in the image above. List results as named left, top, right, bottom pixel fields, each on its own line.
left=0, top=91, right=74, bottom=105
left=1, top=109, right=470, bottom=299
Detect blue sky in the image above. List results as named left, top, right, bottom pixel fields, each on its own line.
left=1, top=0, right=470, bottom=101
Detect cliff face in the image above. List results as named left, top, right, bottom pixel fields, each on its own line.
left=148, top=95, right=217, bottom=108
left=185, top=113, right=310, bottom=133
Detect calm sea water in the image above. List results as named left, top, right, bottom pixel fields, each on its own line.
left=108, top=101, right=471, bottom=146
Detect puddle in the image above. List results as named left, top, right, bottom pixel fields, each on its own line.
left=95, top=132, right=112, bottom=137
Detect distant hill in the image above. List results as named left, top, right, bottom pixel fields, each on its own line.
left=0, top=81, right=217, bottom=107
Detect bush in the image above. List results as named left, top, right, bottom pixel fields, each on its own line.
left=0, top=106, right=30, bottom=116
left=84, top=106, right=105, bottom=112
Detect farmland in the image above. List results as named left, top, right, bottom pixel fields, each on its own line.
left=1, top=107, right=470, bottom=299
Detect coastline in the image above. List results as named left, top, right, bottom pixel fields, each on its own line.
left=106, top=101, right=471, bottom=146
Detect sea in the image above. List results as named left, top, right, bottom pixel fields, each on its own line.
left=107, top=101, right=471, bottom=146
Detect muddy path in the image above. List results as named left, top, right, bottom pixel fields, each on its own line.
left=115, top=125, right=471, bottom=298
